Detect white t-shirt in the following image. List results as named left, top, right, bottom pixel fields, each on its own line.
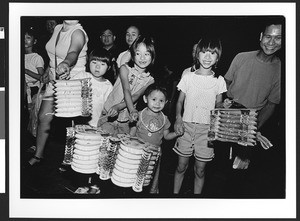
left=25, top=53, right=44, bottom=87
left=177, top=70, right=227, bottom=124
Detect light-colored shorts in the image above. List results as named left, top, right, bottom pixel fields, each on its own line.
left=42, top=82, right=55, bottom=101
left=173, top=122, right=214, bottom=162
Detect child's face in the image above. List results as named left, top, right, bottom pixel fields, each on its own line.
left=198, top=50, right=218, bottom=69
left=125, top=26, right=139, bottom=47
left=144, top=90, right=167, bottom=113
left=24, top=33, right=36, bottom=48
left=134, top=43, right=152, bottom=70
left=89, top=59, right=109, bottom=79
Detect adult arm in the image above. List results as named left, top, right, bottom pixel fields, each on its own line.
left=56, top=29, right=86, bottom=79
left=257, top=101, right=276, bottom=130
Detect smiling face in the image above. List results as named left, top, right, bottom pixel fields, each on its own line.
left=89, top=59, right=109, bottom=79
left=198, top=50, right=218, bottom=70
left=133, top=43, right=152, bottom=70
left=143, top=90, right=167, bottom=113
left=260, top=24, right=282, bottom=56
left=125, top=26, right=140, bottom=47
left=24, top=33, right=36, bottom=49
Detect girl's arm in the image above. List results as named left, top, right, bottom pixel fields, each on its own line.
left=56, top=29, right=86, bottom=80
left=112, top=68, right=154, bottom=115
left=215, top=93, right=223, bottom=108
left=174, top=91, right=185, bottom=135
left=119, top=65, right=135, bottom=113
left=25, top=67, right=44, bottom=81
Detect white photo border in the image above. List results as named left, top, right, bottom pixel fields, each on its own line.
left=9, top=2, right=296, bottom=219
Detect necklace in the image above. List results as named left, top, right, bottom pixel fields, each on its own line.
left=140, top=108, right=166, bottom=137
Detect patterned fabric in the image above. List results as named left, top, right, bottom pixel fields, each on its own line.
left=177, top=70, right=227, bottom=124
left=103, top=64, right=154, bottom=122
left=135, top=108, right=171, bottom=146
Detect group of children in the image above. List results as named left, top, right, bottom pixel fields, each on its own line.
left=24, top=21, right=249, bottom=196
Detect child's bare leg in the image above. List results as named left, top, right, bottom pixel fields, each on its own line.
left=173, top=156, right=189, bottom=194
left=194, top=160, right=207, bottom=194
left=28, top=99, right=54, bottom=165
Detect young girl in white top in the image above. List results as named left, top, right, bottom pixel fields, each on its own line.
left=101, top=35, right=155, bottom=136
left=173, top=37, right=227, bottom=195
left=116, top=25, right=140, bottom=68
left=82, top=48, right=113, bottom=127
left=24, top=27, right=44, bottom=108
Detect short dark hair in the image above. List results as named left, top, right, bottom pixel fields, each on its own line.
left=194, top=37, right=222, bottom=72
left=24, top=26, right=37, bottom=40
left=100, top=27, right=115, bottom=36
left=144, top=84, right=168, bottom=100
left=260, top=17, right=284, bottom=34
left=88, top=48, right=112, bottom=68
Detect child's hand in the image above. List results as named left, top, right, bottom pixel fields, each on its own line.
left=174, top=117, right=184, bottom=136
left=97, top=114, right=108, bottom=127
left=40, top=69, right=51, bottom=83
left=223, top=98, right=233, bottom=109
left=129, top=109, right=139, bottom=122
left=107, top=105, right=119, bottom=117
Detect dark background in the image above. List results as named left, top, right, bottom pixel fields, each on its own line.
left=21, top=16, right=284, bottom=78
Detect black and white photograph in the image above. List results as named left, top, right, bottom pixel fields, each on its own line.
left=7, top=2, right=296, bottom=219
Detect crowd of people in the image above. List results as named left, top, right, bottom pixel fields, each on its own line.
left=22, top=17, right=283, bottom=197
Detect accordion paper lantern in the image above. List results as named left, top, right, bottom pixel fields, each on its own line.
left=208, top=109, right=258, bottom=146
left=62, top=125, right=161, bottom=192
left=54, top=78, right=92, bottom=117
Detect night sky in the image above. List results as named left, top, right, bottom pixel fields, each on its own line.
left=22, top=16, right=285, bottom=78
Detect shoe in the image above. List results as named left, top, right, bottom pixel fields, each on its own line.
left=26, top=145, right=36, bottom=153
left=74, top=187, right=89, bottom=194
left=27, top=155, right=44, bottom=167
left=88, top=185, right=100, bottom=194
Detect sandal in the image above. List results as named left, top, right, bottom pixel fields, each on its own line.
left=26, top=145, right=36, bottom=153
left=28, top=155, right=44, bottom=167
left=88, top=185, right=101, bottom=194
left=74, top=187, right=89, bottom=194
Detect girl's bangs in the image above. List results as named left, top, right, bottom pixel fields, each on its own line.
left=91, top=56, right=110, bottom=64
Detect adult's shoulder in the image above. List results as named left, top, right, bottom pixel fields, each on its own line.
left=235, top=50, right=258, bottom=59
